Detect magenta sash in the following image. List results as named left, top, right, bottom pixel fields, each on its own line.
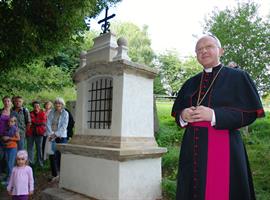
left=190, top=122, right=230, bottom=200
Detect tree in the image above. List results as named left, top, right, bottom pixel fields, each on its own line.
left=154, top=74, right=166, bottom=95
left=0, top=0, right=121, bottom=68
left=181, top=56, right=202, bottom=83
left=0, top=60, right=73, bottom=97
left=157, top=50, right=202, bottom=95
left=157, top=50, right=201, bottom=95
left=44, top=29, right=99, bottom=75
left=157, top=50, right=182, bottom=95
left=203, top=2, right=270, bottom=94
left=111, top=22, right=155, bottom=66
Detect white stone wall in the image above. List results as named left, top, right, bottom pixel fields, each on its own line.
left=75, top=72, right=153, bottom=138
left=60, top=154, right=162, bottom=200
left=60, top=154, right=120, bottom=199
left=74, top=81, right=88, bottom=135
left=118, top=158, right=162, bottom=200
left=121, top=72, right=154, bottom=137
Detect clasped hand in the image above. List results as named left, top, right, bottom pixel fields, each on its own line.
left=48, top=133, right=57, bottom=141
left=181, top=106, right=213, bottom=123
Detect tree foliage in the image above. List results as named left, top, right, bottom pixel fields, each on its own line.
left=181, top=56, right=202, bottom=83
left=44, top=29, right=99, bottom=74
left=154, top=74, right=166, bottom=95
left=157, top=50, right=182, bottom=95
left=203, top=2, right=270, bottom=94
left=0, top=0, right=121, bottom=68
left=111, top=21, right=155, bottom=66
left=0, top=60, right=73, bottom=97
left=157, top=51, right=201, bottom=95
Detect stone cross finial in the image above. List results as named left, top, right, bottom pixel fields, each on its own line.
left=98, top=6, right=116, bottom=34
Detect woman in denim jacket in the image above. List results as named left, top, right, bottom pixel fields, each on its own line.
left=46, top=97, right=68, bottom=182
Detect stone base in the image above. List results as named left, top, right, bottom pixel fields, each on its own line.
left=55, top=143, right=166, bottom=200
left=42, top=188, right=96, bottom=200
left=58, top=152, right=164, bottom=200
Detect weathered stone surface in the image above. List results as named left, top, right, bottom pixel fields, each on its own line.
left=69, top=135, right=158, bottom=148
left=42, top=188, right=97, bottom=200
left=73, top=59, right=158, bottom=84
left=57, top=143, right=166, bottom=161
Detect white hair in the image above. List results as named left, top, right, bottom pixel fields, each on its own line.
left=54, top=97, right=65, bottom=106
left=207, top=34, right=222, bottom=48
left=195, top=33, right=222, bottom=51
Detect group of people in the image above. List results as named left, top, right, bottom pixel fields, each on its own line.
left=0, top=96, right=74, bottom=200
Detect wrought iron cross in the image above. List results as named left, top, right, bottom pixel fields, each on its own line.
left=98, top=6, right=116, bottom=34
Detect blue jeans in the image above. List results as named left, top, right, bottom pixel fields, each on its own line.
left=4, top=147, right=17, bottom=178
left=27, top=135, right=43, bottom=166
left=17, top=136, right=25, bottom=150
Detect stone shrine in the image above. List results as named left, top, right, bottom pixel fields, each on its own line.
left=42, top=32, right=166, bottom=200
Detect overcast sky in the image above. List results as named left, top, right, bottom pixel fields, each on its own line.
left=91, top=0, right=270, bottom=57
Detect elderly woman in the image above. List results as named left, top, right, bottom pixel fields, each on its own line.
left=46, top=97, right=69, bottom=181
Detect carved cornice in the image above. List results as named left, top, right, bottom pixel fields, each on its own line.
left=73, top=60, right=157, bottom=83
left=57, top=143, right=167, bottom=161
left=70, top=135, right=158, bottom=148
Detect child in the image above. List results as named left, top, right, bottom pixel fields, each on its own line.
left=7, top=150, right=34, bottom=200
left=4, top=116, right=17, bottom=138
left=2, top=116, right=20, bottom=182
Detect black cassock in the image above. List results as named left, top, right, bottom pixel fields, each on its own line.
left=171, top=64, right=264, bottom=200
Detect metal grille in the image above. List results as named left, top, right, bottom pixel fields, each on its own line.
left=87, top=78, right=113, bottom=129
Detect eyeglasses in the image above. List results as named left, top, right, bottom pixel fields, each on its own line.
left=196, top=45, right=218, bottom=54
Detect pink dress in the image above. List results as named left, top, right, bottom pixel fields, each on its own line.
left=7, top=165, right=34, bottom=195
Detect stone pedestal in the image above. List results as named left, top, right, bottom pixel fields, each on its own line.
left=42, top=32, right=166, bottom=200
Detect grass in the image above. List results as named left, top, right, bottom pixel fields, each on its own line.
left=244, top=113, right=270, bottom=200
left=156, top=101, right=270, bottom=200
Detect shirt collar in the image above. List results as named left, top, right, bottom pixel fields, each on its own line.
left=203, top=63, right=222, bottom=73
left=204, top=68, right=213, bottom=73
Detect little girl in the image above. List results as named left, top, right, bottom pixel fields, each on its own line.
left=7, top=150, right=34, bottom=200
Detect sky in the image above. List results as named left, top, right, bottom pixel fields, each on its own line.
left=91, top=0, right=270, bottom=57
